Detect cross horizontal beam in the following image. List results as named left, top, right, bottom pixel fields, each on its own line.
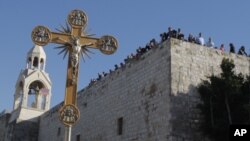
left=31, top=9, right=118, bottom=126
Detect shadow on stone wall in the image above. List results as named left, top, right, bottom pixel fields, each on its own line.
left=5, top=119, right=39, bottom=141
left=169, top=84, right=209, bottom=141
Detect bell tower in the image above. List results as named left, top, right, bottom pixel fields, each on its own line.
left=13, top=45, right=52, bottom=111
left=5, top=45, right=52, bottom=141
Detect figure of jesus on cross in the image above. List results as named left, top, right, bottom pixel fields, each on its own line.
left=31, top=9, right=118, bottom=140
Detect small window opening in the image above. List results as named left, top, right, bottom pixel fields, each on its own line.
left=117, top=117, right=123, bottom=135
left=33, top=57, right=39, bottom=68
left=28, top=57, right=32, bottom=68
left=76, top=134, right=80, bottom=141
left=40, top=58, right=44, bottom=70
left=40, top=58, right=44, bottom=63
left=57, top=127, right=61, bottom=136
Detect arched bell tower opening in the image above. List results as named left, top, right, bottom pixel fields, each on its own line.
left=27, top=57, right=32, bottom=68
left=33, top=57, right=39, bottom=69
left=27, top=81, right=48, bottom=110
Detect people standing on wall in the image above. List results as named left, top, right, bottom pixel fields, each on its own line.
left=145, top=43, right=151, bottom=51
left=160, top=32, right=167, bottom=42
left=188, top=34, right=195, bottom=43
left=136, top=47, right=142, bottom=57
left=120, top=62, right=125, bottom=68
left=229, top=43, right=235, bottom=53
left=238, top=46, right=248, bottom=56
left=196, top=32, right=205, bottom=45
left=114, top=64, right=119, bottom=70
left=220, top=44, right=225, bottom=52
left=206, top=37, right=214, bottom=48
left=97, top=73, right=103, bottom=80
left=177, top=28, right=184, bottom=40
left=150, top=38, right=157, bottom=48
left=166, top=27, right=177, bottom=39
left=102, top=71, right=107, bottom=77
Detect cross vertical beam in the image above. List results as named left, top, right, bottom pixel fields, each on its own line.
left=31, top=9, right=118, bottom=127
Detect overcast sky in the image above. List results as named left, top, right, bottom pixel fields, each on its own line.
left=0, top=0, right=250, bottom=112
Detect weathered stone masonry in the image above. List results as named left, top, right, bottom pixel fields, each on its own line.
left=38, top=38, right=249, bottom=141
left=169, top=39, right=249, bottom=140
left=0, top=113, right=10, bottom=141
left=38, top=39, right=172, bottom=141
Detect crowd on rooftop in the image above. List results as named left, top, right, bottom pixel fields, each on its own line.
left=161, top=27, right=248, bottom=56
left=87, top=26, right=249, bottom=87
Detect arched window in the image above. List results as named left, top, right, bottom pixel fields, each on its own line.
left=28, top=57, right=32, bottom=68
left=40, top=58, right=44, bottom=70
left=27, top=81, right=44, bottom=108
left=33, top=57, right=39, bottom=68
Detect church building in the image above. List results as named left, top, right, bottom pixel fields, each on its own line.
left=0, top=38, right=249, bottom=141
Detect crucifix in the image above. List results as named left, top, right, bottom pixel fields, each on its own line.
left=31, top=9, right=118, bottom=141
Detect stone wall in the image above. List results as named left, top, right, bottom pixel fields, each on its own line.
left=170, top=38, right=249, bottom=95
left=0, top=113, right=10, bottom=141
left=168, top=38, right=250, bottom=141
left=38, top=41, right=172, bottom=141
left=37, top=38, right=250, bottom=141
left=4, top=120, right=39, bottom=141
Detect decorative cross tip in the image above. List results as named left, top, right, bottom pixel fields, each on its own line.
left=98, top=35, right=118, bottom=55
left=68, top=9, right=88, bottom=28
left=31, top=26, right=51, bottom=46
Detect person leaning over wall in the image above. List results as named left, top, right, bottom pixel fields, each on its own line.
left=238, top=46, right=247, bottom=56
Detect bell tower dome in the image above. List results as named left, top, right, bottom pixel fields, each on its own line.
left=26, top=44, right=46, bottom=70
left=13, top=45, right=52, bottom=112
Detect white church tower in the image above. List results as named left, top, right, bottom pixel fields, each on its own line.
left=4, top=45, right=52, bottom=141
left=11, top=45, right=52, bottom=121
left=0, top=45, right=51, bottom=141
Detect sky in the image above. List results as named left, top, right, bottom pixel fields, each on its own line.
left=0, top=0, right=250, bottom=112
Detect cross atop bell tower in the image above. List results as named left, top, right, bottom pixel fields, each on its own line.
left=13, top=45, right=52, bottom=111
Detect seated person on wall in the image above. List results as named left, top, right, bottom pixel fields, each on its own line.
left=114, top=64, right=119, bottom=70
left=220, top=44, right=225, bottom=52
left=229, top=43, right=235, bottom=53
left=145, top=43, right=151, bottom=51
left=196, top=32, right=205, bottom=45
left=160, top=32, right=167, bottom=42
left=188, top=34, right=196, bottom=43
left=206, top=37, right=215, bottom=48
left=238, top=46, right=248, bottom=56
left=166, top=26, right=177, bottom=39
left=150, top=38, right=157, bottom=48
left=176, top=28, right=184, bottom=40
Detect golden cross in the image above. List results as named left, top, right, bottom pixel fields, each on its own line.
left=31, top=9, right=118, bottom=126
